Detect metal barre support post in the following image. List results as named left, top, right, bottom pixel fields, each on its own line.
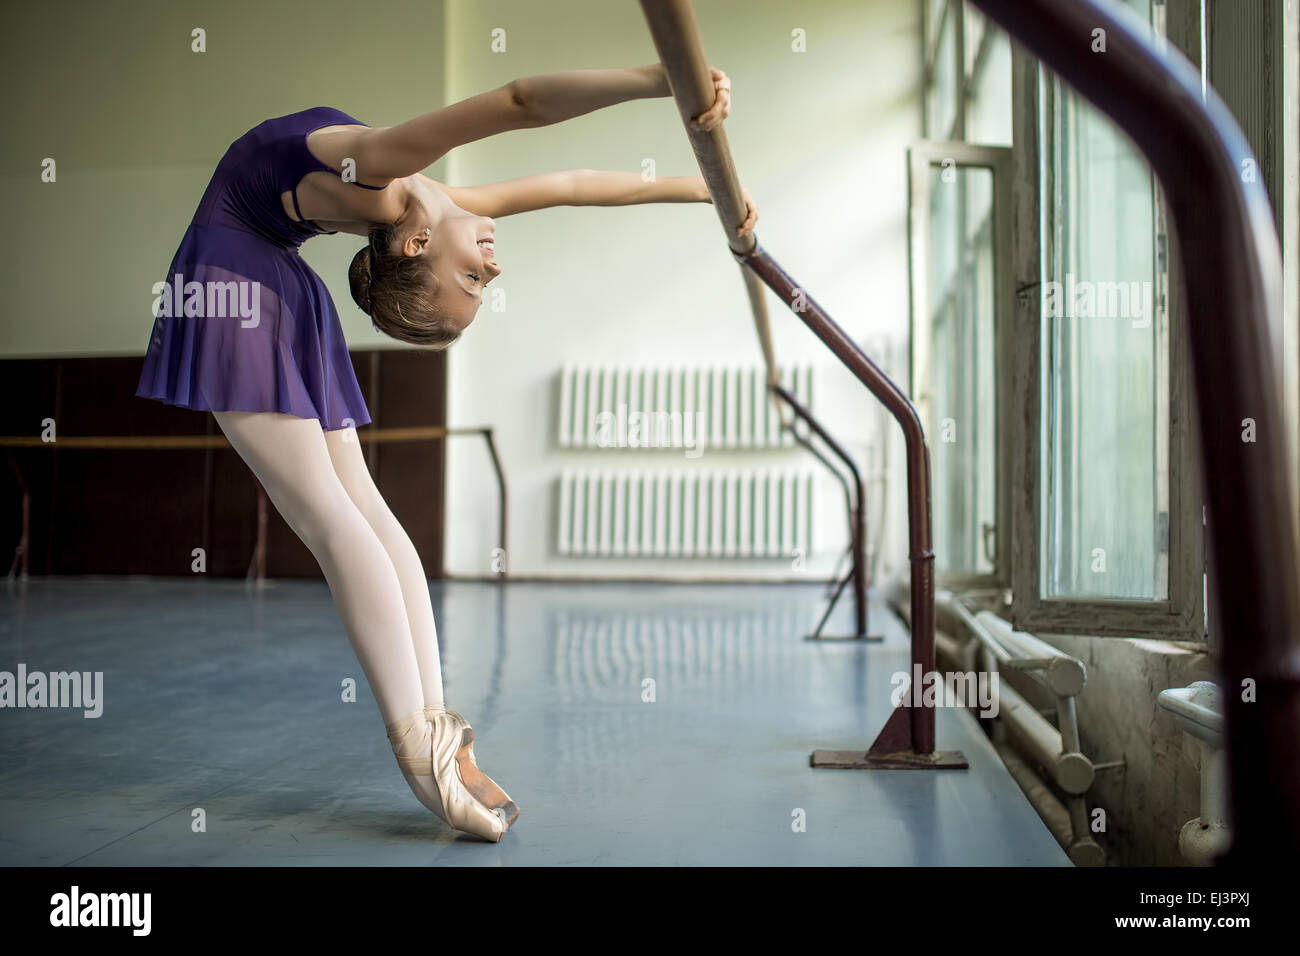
left=768, top=383, right=873, bottom=641
left=640, top=0, right=963, bottom=769
left=973, top=0, right=1300, bottom=865
left=741, top=247, right=962, bottom=769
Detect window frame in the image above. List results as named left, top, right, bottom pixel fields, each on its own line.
left=1007, top=45, right=1206, bottom=638
left=908, top=140, right=1014, bottom=591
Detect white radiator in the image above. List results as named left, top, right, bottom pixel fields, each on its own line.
left=557, top=364, right=813, bottom=450
left=557, top=469, right=815, bottom=559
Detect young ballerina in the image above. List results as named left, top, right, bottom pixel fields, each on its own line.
left=135, top=63, right=757, bottom=842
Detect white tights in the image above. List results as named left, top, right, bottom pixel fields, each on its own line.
left=214, top=411, right=444, bottom=729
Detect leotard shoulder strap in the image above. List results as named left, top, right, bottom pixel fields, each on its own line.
left=297, top=108, right=391, bottom=189
left=289, top=107, right=390, bottom=232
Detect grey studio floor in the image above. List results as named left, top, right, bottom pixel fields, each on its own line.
left=0, top=577, right=1068, bottom=866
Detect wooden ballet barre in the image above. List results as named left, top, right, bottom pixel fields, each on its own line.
left=638, top=0, right=784, bottom=426
left=1, top=425, right=508, bottom=583
left=640, top=0, right=754, bottom=255
left=0, top=425, right=487, bottom=450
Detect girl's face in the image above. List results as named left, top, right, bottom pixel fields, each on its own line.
left=427, top=207, right=501, bottom=332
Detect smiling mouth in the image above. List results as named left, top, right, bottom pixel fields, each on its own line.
left=477, top=237, right=495, bottom=257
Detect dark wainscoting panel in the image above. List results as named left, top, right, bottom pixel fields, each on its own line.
left=0, top=350, right=445, bottom=578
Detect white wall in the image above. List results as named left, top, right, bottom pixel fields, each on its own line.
left=443, top=0, right=922, bottom=580
left=0, top=0, right=448, bottom=358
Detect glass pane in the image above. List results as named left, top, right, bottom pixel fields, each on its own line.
left=1041, top=0, right=1168, bottom=601
left=928, top=162, right=998, bottom=576
left=927, top=0, right=949, bottom=52
left=963, top=3, right=985, bottom=76
left=929, top=9, right=958, bottom=139
left=967, top=28, right=1012, bottom=146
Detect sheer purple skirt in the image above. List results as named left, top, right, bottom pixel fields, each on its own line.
left=135, top=224, right=371, bottom=431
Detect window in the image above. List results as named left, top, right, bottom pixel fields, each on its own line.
left=913, top=3, right=1014, bottom=587
left=910, top=146, right=1010, bottom=584
left=1010, top=0, right=1204, bottom=636
left=913, top=0, right=1205, bottom=637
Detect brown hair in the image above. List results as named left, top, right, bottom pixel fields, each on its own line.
left=348, top=224, right=462, bottom=349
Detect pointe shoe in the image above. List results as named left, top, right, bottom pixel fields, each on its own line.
left=385, top=710, right=511, bottom=842
left=428, top=706, right=521, bottom=830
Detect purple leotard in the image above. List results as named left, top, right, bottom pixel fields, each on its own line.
left=136, top=107, right=383, bottom=430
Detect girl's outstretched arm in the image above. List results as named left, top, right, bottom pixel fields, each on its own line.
left=354, top=64, right=733, bottom=182
left=444, top=170, right=757, bottom=237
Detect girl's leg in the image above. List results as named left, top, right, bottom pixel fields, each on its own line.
left=212, top=411, right=424, bottom=726
left=321, top=427, right=518, bottom=836
left=321, top=427, right=446, bottom=712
